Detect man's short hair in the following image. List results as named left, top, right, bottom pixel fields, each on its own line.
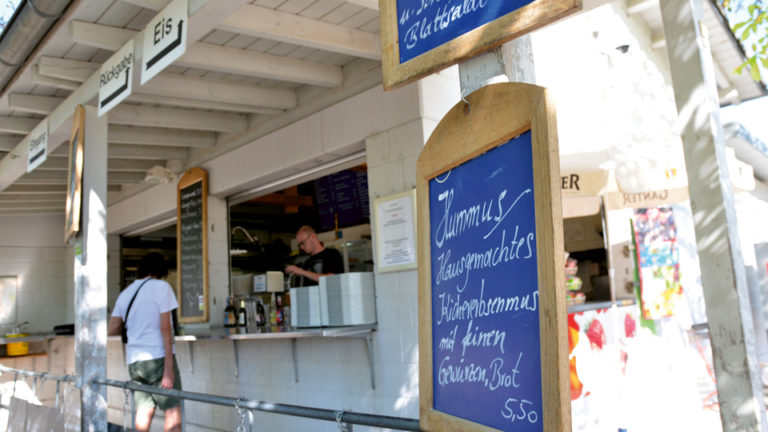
left=137, top=252, right=169, bottom=279
left=296, top=225, right=316, bottom=236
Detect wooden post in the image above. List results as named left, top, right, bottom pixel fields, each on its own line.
left=74, top=105, right=108, bottom=431
left=660, top=0, right=768, bottom=430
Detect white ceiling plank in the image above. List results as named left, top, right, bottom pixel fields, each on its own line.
left=108, top=159, right=161, bottom=172
left=17, top=170, right=68, bottom=184
left=109, top=104, right=248, bottom=132
left=38, top=56, right=98, bottom=81
left=109, top=125, right=216, bottom=148
left=139, top=73, right=297, bottom=109
left=0, top=194, right=64, bottom=203
left=127, top=93, right=285, bottom=114
left=69, top=20, right=138, bottom=51
left=217, top=4, right=381, bottom=60
left=0, top=202, right=66, bottom=211
left=301, top=0, right=345, bottom=20
left=0, top=135, right=22, bottom=150
left=8, top=94, right=63, bottom=115
left=37, top=57, right=285, bottom=113
left=108, top=144, right=191, bottom=160
left=28, top=158, right=69, bottom=170
left=50, top=141, right=191, bottom=160
left=187, top=0, right=249, bottom=44
left=345, top=0, right=377, bottom=10
left=33, top=157, right=158, bottom=173
left=120, top=0, right=169, bottom=11
left=178, top=42, right=343, bottom=87
left=0, top=184, right=67, bottom=194
left=626, top=0, right=656, bottom=15
left=0, top=117, right=39, bottom=135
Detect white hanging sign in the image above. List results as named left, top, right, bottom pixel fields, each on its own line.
left=141, top=0, right=188, bottom=85
left=27, top=119, right=48, bottom=173
left=374, top=189, right=417, bottom=273
left=98, top=39, right=134, bottom=116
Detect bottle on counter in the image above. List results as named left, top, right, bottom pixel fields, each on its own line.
left=269, top=293, right=278, bottom=325
left=256, top=299, right=266, bottom=327
left=275, top=293, right=284, bottom=325
left=224, top=297, right=237, bottom=328
left=237, top=299, right=248, bottom=330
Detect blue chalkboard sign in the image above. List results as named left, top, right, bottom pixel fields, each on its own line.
left=397, top=0, right=535, bottom=63
left=417, top=83, right=569, bottom=432
left=429, top=131, right=542, bottom=431
left=380, top=0, right=580, bottom=90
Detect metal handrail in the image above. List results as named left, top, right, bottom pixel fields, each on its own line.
left=93, top=378, right=421, bottom=431
left=0, top=364, right=421, bottom=431
left=0, top=364, right=77, bottom=384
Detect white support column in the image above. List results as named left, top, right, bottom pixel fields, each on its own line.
left=74, top=105, right=108, bottom=432
left=661, top=1, right=768, bottom=430
left=458, top=35, right=536, bottom=97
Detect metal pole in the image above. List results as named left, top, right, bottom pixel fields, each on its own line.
left=93, top=378, right=421, bottom=431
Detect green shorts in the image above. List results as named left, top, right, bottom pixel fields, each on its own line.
left=128, top=356, right=182, bottom=410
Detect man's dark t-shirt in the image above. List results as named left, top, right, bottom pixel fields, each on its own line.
left=298, top=248, right=344, bottom=286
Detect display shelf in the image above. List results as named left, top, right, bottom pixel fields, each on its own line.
left=0, top=334, right=57, bottom=368
left=174, top=324, right=377, bottom=389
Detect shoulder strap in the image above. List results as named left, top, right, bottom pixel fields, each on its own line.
left=125, top=278, right=151, bottom=326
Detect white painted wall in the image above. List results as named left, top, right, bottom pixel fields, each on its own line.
left=0, top=214, right=73, bottom=334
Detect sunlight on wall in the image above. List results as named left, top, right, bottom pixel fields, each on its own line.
left=532, top=3, right=687, bottom=194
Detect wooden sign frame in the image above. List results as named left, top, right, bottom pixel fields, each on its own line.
left=64, top=105, right=85, bottom=243
left=177, top=167, right=209, bottom=323
left=380, top=0, right=581, bottom=90
left=417, top=83, right=570, bottom=431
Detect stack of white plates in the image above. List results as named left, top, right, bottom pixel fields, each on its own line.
left=319, top=272, right=376, bottom=326
left=290, top=285, right=322, bottom=327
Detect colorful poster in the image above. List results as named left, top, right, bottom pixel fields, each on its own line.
left=632, top=207, right=683, bottom=319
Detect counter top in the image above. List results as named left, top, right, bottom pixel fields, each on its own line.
left=567, top=299, right=636, bottom=314
left=174, top=324, right=377, bottom=342
left=0, top=333, right=57, bottom=345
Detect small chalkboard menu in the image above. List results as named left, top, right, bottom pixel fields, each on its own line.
left=417, top=83, right=570, bottom=431
left=177, top=167, right=209, bottom=323
left=380, top=0, right=580, bottom=90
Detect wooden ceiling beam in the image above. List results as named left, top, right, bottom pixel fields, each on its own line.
left=177, top=42, right=343, bottom=87
left=217, top=4, right=381, bottom=60
left=36, top=55, right=293, bottom=113
left=346, top=0, right=378, bottom=10
left=109, top=104, right=248, bottom=132
left=8, top=94, right=62, bottom=115
left=0, top=193, right=64, bottom=203
left=69, top=20, right=136, bottom=51
left=0, top=117, right=38, bottom=135
left=139, top=72, right=296, bottom=110
left=109, top=125, right=216, bottom=148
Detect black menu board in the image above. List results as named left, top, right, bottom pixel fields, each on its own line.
left=177, top=168, right=209, bottom=323
left=314, top=169, right=369, bottom=230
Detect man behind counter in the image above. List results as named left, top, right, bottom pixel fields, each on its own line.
left=285, top=225, right=344, bottom=286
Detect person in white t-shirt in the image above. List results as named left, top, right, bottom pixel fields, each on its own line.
left=108, top=252, right=181, bottom=432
